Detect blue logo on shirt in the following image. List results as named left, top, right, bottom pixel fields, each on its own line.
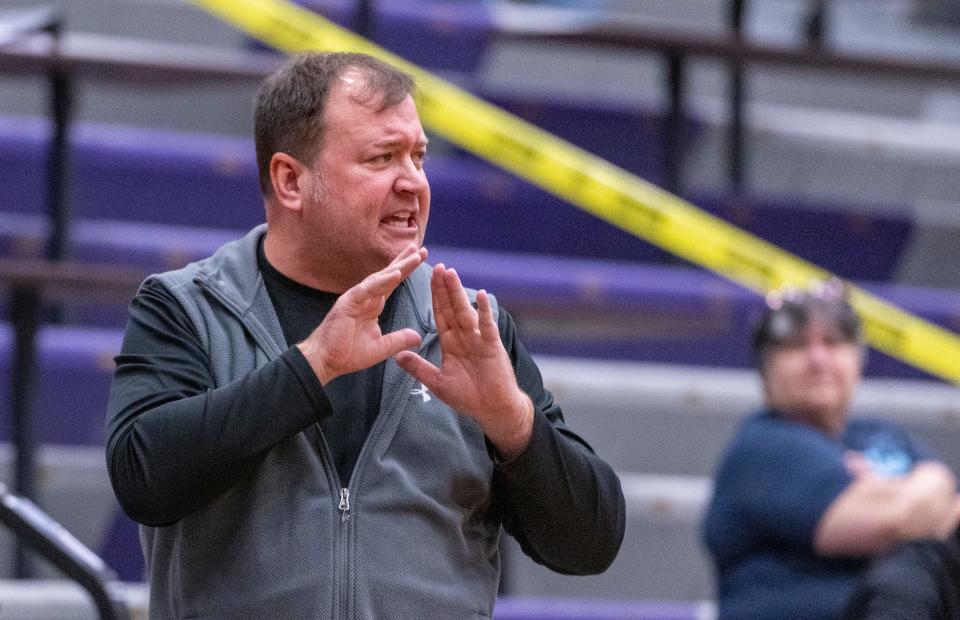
left=862, top=435, right=913, bottom=476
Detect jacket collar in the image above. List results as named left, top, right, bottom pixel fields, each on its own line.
left=192, top=224, right=268, bottom=317
left=191, top=224, right=438, bottom=355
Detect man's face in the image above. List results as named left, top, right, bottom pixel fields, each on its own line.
left=303, top=72, right=430, bottom=288
left=762, top=321, right=862, bottom=435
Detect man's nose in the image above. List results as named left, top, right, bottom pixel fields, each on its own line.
left=394, top=158, right=428, bottom=194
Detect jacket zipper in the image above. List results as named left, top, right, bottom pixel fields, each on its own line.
left=338, top=486, right=351, bottom=620
left=311, top=429, right=350, bottom=620
left=331, top=357, right=423, bottom=620
left=339, top=488, right=351, bottom=518
left=321, top=310, right=432, bottom=619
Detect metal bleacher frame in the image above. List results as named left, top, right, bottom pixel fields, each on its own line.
left=496, top=0, right=960, bottom=197
left=0, top=5, right=279, bottom=587
left=0, top=481, right=131, bottom=619
left=2, top=0, right=960, bottom=614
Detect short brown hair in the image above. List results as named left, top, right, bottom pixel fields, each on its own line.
left=253, top=51, right=416, bottom=195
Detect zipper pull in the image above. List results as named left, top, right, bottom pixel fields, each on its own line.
left=338, top=488, right=350, bottom=520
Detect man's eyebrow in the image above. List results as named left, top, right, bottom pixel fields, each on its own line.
left=372, top=136, right=429, bottom=149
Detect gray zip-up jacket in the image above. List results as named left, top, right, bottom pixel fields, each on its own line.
left=107, top=226, right=625, bottom=619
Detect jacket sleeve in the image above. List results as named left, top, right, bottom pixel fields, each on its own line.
left=105, top=279, right=332, bottom=526
left=492, top=308, right=626, bottom=575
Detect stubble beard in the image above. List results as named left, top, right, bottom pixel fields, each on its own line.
left=309, top=167, right=391, bottom=284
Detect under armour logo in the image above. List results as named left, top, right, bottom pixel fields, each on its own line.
left=409, top=383, right=431, bottom=403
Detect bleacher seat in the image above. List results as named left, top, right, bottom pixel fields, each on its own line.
left=436, top=246, right=960, bottom=381
left=0, top=115, right=263, bottom=230
left=693, top=193, right=914, bottom=281
left=493, top=597, right=711, bottom=620
left=0, top=114, right=920, bottom=280
left=0, top=324, right=120, bottom=446
left=486, top=90, right=690, bottom=184
left=98, top=509, right=142, bottom=583
left=0, top=203, right=954, bottom=378
left=294, top=0, right=494, bottom=73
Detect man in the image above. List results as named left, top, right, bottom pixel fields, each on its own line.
left=106, top=52, right=625, bottom=618
left=702, top=281, right=960, bottom=620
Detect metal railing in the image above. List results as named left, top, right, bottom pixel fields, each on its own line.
left=0, top=482, right=131, bottom=620
left=496, top=0, right=960, bottom=196
left=0, top=256, right=145, bottom=583
left=0, top=11, right=279, bottom=579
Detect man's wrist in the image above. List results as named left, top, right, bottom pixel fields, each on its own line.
left=296, top=341, right=334, bottom=385
left=489, top=392, right=535, bottom=461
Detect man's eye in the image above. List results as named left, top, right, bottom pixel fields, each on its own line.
left=413, top=152, right=427, bottom=168
left=372, top=153, right=392, bottom=164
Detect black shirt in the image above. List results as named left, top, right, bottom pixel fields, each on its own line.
left=257, top=238, right=391, bottom=484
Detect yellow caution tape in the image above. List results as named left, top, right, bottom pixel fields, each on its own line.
left=190, top=0, right=960, bottom=384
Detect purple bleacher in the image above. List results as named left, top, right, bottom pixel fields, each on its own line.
left=0, top=212, right=241, bottom=325
left=0, top=211, right=953, bottom=380
left=426, top=158, right=671, bottom=263
left=374, top=0, right=493, bottom=73
left=98, top=510, right=143, bottom=582
left=0, top=115, right=264, bottom=230
left=434, top=245, right=960, bottom=382
left=0, top=114, right=915, bottom=278
left=0, top=324, right=121, bottom=446
left=0, top=111, right=948, bottom=379
left=693, top=193, right=913, bottom=281
left=0, top=211, right=240, bottom=270
left=485, top=91, right=693, bottom=185
left=293, top=0, right=493, bottom=73
left=493, top=597, right=704, bottom=620
left=0, top=114, right=671, bottom=263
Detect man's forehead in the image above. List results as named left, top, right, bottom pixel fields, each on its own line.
left=323, top=91, right=425, bottom=149
left=337, top=67, right=363, bottom=87
left=331, top=68, right=410, bottom=110
left=329, top=70, right=376, bottom=107
left=328, top=77, right=416, bottom=118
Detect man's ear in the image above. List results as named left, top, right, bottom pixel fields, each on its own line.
left=269, top=152, right=306, bottom=213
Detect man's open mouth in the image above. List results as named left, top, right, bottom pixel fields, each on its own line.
left=382, top=213, right=415, bottom=229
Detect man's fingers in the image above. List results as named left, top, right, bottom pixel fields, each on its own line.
left=384, top=244, right=426, bottom=273
left=443, top=268, right=478, bottom=330
left=385, top=243, right=418, bottom=268
left=388, top=245, right=428, bottom=281
left=395, top=350, right=442, bottom=388
left=379, top=329, right=423, bottom=360
left=361, top=245, right=427, bottom=298
left=431, top=266, right=495, bottom=341
left=431, top=264, right=453, bottom=333
left=359, top=268, right=404, bottom=298
left=476, top=290, right=499, bottom=340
